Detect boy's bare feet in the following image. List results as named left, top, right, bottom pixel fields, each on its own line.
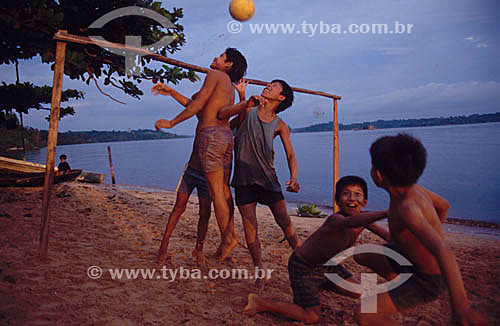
left=254, top=278, right=266, bottom=293
left=192, top=249, right=208, bottom=266
left=243, top=293, right=261, bottom=316
left=254, top=272, right=271, bottom=293
left=156, top=254, right=172, bottom=266
left=219, top=236, right=238, bottom=261
left=214, top=243, right=223, bottom=258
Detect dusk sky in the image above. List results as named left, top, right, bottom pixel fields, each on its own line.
left=1, top=0, right=499, bottom=135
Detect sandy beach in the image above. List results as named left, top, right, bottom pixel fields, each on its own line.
left=0, top=182, right=498, bottom=325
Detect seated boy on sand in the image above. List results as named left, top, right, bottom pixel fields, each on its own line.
left=243, top=175, right=390, bottom=324
left=351, top=133, right=488, bottom=325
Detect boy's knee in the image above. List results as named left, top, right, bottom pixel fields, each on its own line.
left=173, top=202, right=187, bottom=213
left=355, top=307, right=380, bottom=326
left=198, top=211, right=210, bottom=221
left=223, top=185, right=231, bottom=198
left=275, top=215, right=291, bottom=231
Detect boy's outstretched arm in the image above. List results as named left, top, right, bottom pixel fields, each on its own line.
left=218, top=94, right=261, bottom=121
left=151, top=83, right=191, bottom=107
left=329, top=210, right=387, bottom=229
left=157, top=71, right=218, bottom=129
left=416, top=184, right=450, bottom=222
left=229, top=79, right=250, bottom=129
left=218, top=78, right=249, bottom=121
left=217, top=100, right=250, bottom=120
left=399, top=204, right=488, bottom=326
left=365, top=223, right=391, bottom=242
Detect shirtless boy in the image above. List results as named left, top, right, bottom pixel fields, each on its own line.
left=153, top=85, right=212, bottom=265
left=242, top=176, right=389, bottom=323
left=353, top=133, right=488, bottom=326
left=218, top=80, right=303, bottom=290
left=155, top=48, right=247, bottom=261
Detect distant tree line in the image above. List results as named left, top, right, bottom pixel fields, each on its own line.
left=39, top=129, right=188, bottom=146
left=0, top=112, right=40, bottom=152
left=0, top=117, right=188, bottom=151
left=292, top=112, right=500, bottom=133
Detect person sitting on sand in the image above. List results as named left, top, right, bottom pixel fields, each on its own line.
left=57, top=154, right=71, bottom=174
left=218, top=79, right=302, bottom=291
left=242, top=175, right=390, bottom=324
left=350, top=133, right=488, bottom=326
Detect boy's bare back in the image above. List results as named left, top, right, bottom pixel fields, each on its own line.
left=388, top=184, right=445, bottom=274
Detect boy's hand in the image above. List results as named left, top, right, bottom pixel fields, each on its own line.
left=285, top=178, right=300, bottom=192
left=233, top=79, right=249, bottom=97
left=247, top=95, right=265, bottom=108
left=152, top=83, right=174, bottom=96
left=155, top=119, right=174, bottom=130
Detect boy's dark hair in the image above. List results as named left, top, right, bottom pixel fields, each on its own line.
left=335, top=175, right=368, bottom=204
left=60, top=154, right=67, bottom=160
left=225, top=48, right=247, bottom=83
left=272, top=79, right=294, bottom=113
left=370, top=133, right=427, bottom=187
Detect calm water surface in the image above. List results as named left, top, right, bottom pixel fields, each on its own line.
left=26, top=123, right=500, bottom=223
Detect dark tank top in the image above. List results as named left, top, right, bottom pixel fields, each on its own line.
left=231, top=108, right=282, bottom=192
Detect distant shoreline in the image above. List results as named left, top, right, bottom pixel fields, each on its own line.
left=292, top=112, right=500, bottom=133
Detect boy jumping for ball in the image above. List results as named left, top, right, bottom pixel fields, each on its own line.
left=153, top=85, right=214, bottom=265
left=218, top=79, right=303, bottom=291
left=155, top=48, right=247, bottom=261
left=242, top=176, right=390, bottom=324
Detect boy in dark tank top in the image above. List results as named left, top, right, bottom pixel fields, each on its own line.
left=219, top=79, right=301, bottom=291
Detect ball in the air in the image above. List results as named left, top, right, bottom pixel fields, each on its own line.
left=229, top=0, right=255, bottom=22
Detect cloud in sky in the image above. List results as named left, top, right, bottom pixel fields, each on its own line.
left=371, top=47, right=414, bottom=56
left=465, top=35, right=490, bottom=48
left=2, top=0, right=499, bottom=133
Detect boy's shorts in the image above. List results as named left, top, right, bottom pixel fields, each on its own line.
left=176, top=165, right=211, bottom=201
left=384, top=243, right=446, bottom=310
left=197, top=126, right=233, bottom=173
left=288, top=252, right=353, bottom=308
left=234, top=184, right=284, bottom=206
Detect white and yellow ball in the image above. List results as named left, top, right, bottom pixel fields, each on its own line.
left=229, top=0, right=255, bottom=22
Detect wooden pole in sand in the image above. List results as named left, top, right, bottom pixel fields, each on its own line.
left=40, top=30, right=67, bottom=258
left=107, top=145, right=116, bottom=184
left=19, top=113, right=26, bottom=161
left=333, top=99, right=340, bottom=213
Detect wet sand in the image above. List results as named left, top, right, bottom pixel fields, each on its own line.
left=0, top=183, right=498, bottom=325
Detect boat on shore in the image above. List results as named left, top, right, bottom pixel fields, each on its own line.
left=0, top=156, right=46, bottom=173
left=0, top=170, right=83, bottom=187
left=0, top=156, right=105, bottom=183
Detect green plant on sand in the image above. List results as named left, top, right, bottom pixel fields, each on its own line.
left=296, top=203, right=325, bottom=217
